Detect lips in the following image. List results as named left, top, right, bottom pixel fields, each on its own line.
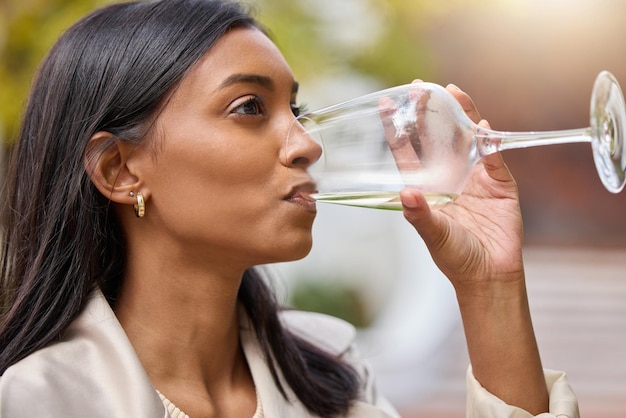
left=285, top=182, right=318, bottom=212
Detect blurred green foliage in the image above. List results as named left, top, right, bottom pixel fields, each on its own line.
left=0, top=0, right=445, bottom=143
left=254, top=0, right=436, bottom=86
left=289, top=281, right=370, bottom=328
left=0, top=0, right=113, bottom=143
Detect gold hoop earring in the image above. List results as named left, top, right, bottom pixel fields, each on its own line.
left=133, top=192, right=145, bottom=218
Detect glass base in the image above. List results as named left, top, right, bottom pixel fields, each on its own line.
left=590, top=71, right=626, bottom=193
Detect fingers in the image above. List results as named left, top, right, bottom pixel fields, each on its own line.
left=378, top=96, right=422, bottom=172
left=474, top=119, right=516, bottom=184
left=481, top=151, right=516, bottom=185
left=442, top=85, right=511, bottom=184
left=446, top=83, right=482, bottom=124
left=399, top=188, right=435, bottom=236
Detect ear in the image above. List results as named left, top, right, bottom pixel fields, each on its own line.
left=84, top=131, right=143, bottom=205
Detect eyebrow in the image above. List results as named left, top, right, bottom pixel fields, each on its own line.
left=215, top=73, right=299, bottom=95
left=218, top=73, right=274, bottom=90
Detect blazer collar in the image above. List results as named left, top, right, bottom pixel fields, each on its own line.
left=239, top=308, right=397, bottom=418
left=1, top=289, right=395, bottom=418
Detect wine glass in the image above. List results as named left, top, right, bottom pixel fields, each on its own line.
left=287, top=71, right=626, bottom=210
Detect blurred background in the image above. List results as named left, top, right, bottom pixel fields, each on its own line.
left=2, top=0, right=625, bottom=416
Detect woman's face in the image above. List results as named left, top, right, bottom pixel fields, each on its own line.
left=135, top=27, right=321, bottom=268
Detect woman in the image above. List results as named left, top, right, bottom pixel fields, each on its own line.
left=0, top=0, right=578, bottom=417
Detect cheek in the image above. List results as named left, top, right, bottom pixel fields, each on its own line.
left=159, top=131, right=271, bottom=188
left=147, top=154, right=314, bottom=265
left=150, top=139, right=277, bottom=223
left=144, top=121, right=309, bottom=256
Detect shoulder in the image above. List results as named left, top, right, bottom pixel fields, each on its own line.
left=279, top=309, right=357, bottom=356
left=0, top=315, right=107, bottom=416
left=0, top=340, right=87, bottom=415
left=0, top=291, right=115, bottom=395
left=279, top=310, right=401, bottom=418
left=0, top=290, right=164, bottom=418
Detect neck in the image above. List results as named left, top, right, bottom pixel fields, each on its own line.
left=114, top=254, right=248, bottom=392
left=112, top=216, right=260, bottom=417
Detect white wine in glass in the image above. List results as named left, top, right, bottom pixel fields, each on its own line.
left=289, top=71, right=626, bottom=210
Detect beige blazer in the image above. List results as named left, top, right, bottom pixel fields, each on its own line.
left=0, top=290, right=399, bottom=417
left=0, top=290, right=580, bottom=418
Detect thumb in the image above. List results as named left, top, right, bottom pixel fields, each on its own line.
left=400, top=188, right=444, bottom=244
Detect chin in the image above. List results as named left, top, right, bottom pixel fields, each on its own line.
left=273, top=239, right=313, bottom=263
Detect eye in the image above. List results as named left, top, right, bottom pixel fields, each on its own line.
left=291, top=103, right=308, bottom=117
left=232, top=96, right=265, bottom=116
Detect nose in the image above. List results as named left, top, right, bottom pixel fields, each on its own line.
left=282, top=116, right=323, bottom=167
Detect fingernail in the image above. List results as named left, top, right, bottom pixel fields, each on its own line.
left=400, top=190, right=419, bottom=208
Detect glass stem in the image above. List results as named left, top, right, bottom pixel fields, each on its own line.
left=475, top=126, right=592, bottom=157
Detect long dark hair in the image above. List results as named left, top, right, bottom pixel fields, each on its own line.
left=0, top=1, right=358, bottom=416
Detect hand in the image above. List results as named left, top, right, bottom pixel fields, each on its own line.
left=398, top=84, right=524, bottom=292
left=397, top=83, right=549, bottom=414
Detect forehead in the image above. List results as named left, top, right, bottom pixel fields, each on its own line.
left=181, top=27, right=295, bottom=93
